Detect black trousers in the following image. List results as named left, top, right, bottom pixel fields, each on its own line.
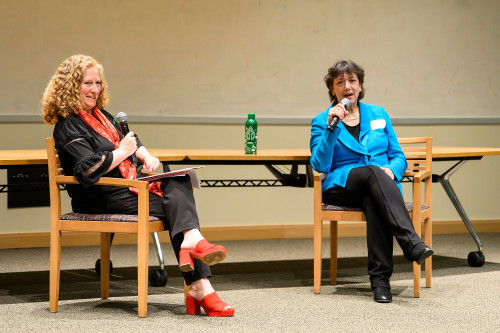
left=87, top=175, right=212, bottom=285
left=322, top=165, right=423, bottom=288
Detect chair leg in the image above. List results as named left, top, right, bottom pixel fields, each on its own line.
left=412, top=214, right=422, bottom=298
left=137, top=231, right=149, bottom=318
left=100, top=233, right=111, bottom=299
left=330, top=221, right=338, bottom=286
left=313, top=217, right=323, bottom=294
left=184, top=282, right=190, bottom=304
left=424, top=217, right=432, bottom=288
left=413, top=262, right=421, bottom=298
left=49, top=229, right=62, bottom=313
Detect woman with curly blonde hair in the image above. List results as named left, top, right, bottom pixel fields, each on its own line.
left=42, top=55, right=234, bottom=317
left=42, top=55, right=109, bottom=124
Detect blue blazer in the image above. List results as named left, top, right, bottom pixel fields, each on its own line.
left=310, top=102, right=407, bottom=194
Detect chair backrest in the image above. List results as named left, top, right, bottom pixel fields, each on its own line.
left=399, top=137, right=432, bottom=179
left=46, top=137, right=63, bottom=217
left=398, top=137, right=433, bottom=210
left=46, top=137, right=64, bottom=175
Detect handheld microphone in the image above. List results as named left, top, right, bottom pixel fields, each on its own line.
left=116, top=112, right=137, bottom=166
left=327, top=98, right=351, bottom=132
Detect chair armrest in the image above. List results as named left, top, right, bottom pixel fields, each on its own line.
left=314, top=173, right=325, bottom=182
left=313, top=173, right=324, bottom=208
left=55, top=175, right=149, bottom=190
left=53, top=176, right=152, bottom=229
left=412, top=170, right=432, bottom=183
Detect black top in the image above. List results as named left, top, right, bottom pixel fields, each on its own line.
left=53, top=110, right=143, bottom=212
left=343, top=122, right=360, bottom=142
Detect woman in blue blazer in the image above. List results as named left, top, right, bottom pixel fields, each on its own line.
left=310, top=60, right=433, bottom=303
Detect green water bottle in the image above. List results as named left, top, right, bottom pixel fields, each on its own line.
left=245, top=113, right=257, bottom=155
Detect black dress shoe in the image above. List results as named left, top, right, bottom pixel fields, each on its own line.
left=410, top=243, right=434, bottom=265
left=373, top=287, right=392, bottom=303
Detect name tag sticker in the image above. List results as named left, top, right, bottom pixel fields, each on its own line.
left=370, top=119, right=386, bottom=130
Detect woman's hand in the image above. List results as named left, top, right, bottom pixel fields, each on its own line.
left=108, top=132, right=137, bottom=172
left=136, top=146, right=159, bottom=173
left=119, top=131, right=137, bottom=156
left=381, top=167, right=395, bottom=180
left=327, top=103, right=348, bottom=126
left=142, top=155, right=160, bottom=173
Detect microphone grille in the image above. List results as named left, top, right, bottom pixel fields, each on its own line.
left=116, top=112, right=127, bottom=122
left=340, top=98, right=351, bottom=109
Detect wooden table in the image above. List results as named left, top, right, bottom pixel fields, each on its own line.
left=432, top=146, right=500, bottom=160
left=149, top=148, right=311, bottom=163
left=0, top=149, right=314, bottom=190
left=4, top=146, right=498, bottom=164
left=0, top=149, right=49, bottom=196
left=149, top=148, right=313, bottom=187
left=0, top=149, right=47, bottom=166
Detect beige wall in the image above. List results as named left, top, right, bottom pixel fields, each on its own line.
left=1, top=0, right=499, bottom=121
left=1, top=122, right=500, bottom=234
left=1, top=0, right=500, bottom=235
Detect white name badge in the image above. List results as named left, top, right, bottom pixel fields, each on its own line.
left=370, top=119, right=386, bottom=130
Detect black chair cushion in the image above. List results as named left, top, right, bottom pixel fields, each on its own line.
left=60, top=212, right=161, bottom=222
left=322, top=202, right=429, bottom=213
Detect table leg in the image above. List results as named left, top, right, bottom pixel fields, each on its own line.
left=162, top=162, right=171, bottom=173
left=434, top=160, right=485, bottom=267
left=305, top=165, right=314, bottom=187
left=264, top=164, right=308, bottom=187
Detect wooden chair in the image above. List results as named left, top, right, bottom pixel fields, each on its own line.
left=313, top=137, right=432, bottom=297
left=47, top=137, right=168, bottom=317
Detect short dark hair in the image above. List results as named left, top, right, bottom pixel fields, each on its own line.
left=324, top=59, right=365, bottom=104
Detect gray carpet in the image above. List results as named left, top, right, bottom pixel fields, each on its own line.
left=1, top=233, right=499, bottom=332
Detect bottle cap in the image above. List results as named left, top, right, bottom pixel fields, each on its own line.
left=248, top=113, right=255, bottom=119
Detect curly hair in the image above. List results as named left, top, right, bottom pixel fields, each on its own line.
left=42, top=54, right=109, bottom=125
left=324, top=59, right=365, bottom=105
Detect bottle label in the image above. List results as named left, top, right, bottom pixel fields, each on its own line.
left=245, top=126, right=257, bottom=154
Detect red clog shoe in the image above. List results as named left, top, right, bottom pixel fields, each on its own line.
left=186, top=292, right=235, bottom=317
left=179, top=239, right=227, bottom=272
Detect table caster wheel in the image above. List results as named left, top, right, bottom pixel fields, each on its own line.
left=95, top=259, right=114, bottom=276
left=467, top=251, right=485, bottom=267
left=149, top=268, right=168, bottom=287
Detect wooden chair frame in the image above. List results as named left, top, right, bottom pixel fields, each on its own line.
left=313, top=137, right=432, bottom=297
left=46, top=137, right=165, bottom=317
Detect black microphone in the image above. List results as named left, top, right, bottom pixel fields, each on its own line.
left=116, top=112, right=137, bottom=166
left=327, top=98, right=351, bottom=132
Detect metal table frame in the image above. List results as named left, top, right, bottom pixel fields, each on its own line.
left=432, top=156, right=485, bottom=266
left=161, top=159, right=314, bottom=188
